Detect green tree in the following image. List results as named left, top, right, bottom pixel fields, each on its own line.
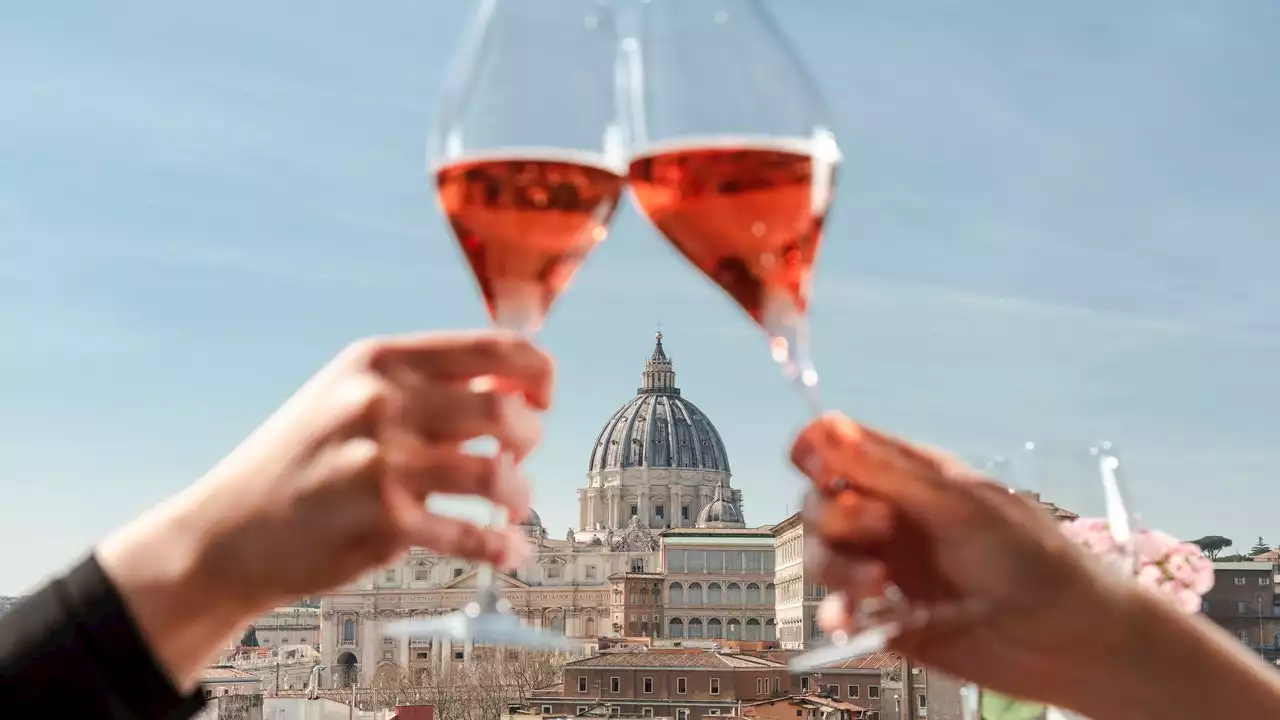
left=1250, top=536, right=1272, bottom=556
left=1191, top=535, right=1233, bottom=559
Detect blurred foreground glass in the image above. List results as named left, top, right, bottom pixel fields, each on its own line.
left=963, top=441, right=1139, bottom=720
left=385, top=0, right=627, bottom=650
left=621, top=0, right=938, bottom=670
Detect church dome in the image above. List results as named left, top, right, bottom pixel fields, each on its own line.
left=696, top=485, right=745, bottom=528
left=517, top=508, right=542, bottom=526
left=587, top=333, right=731, bottom=474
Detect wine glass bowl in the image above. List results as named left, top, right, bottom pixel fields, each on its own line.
left=385, top=0, right=625, bottom=652
left=623, top=0, right=917, bottom=671
left=624, top=0, right=841, bottom=402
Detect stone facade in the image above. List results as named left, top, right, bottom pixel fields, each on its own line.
left=771, top=513, right=824, bottom=649
left=317, top=334, right=773, bottom=689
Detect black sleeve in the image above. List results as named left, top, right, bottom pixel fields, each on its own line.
left=0, top=555, right=207, bottom=720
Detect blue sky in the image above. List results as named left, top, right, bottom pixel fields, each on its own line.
left=3, top=1, right=1279, bottom=593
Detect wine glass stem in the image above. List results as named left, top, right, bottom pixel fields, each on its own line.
left=475, top=304, right=541, bottom=608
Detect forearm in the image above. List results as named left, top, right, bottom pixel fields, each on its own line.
left=1073, top=587, right=1280, bottom=720
left=96, top=486, right=259, bottom=692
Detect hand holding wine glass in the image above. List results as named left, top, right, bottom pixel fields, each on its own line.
left=793, top=414, right=1144, bottom=713
left=385, top=0, right=627, bottom=649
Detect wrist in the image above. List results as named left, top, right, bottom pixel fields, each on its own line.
left=96, top=487, right=258, bottom=692
left=1067, top=585, right=1280, bottom=720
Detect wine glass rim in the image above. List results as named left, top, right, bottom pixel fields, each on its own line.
left=428, top=146, right=629, bottom=175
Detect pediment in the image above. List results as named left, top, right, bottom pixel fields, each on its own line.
left=442, top=569, right=530, bottom=590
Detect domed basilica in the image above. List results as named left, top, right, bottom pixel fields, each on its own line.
left=316, top=333, right=779, bottom=687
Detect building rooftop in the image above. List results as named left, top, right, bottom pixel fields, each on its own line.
left=566, top=651, right=786, bottom=670
left=1214, top=561, right=1275, bottom=571
left=200, top=666, right=262, bottom=682
left=765, top=651, right=901, bottom=671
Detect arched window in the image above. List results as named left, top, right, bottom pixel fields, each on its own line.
left=726, top=583, right=743, bottom=605
left=668, top=618, right=685, bottom=638
left=687, top=582, right=704, bottom=605
left=585, top=615, right=596, bottom=637
left=745, top=583, right=761, bottom=605
left=341, top=618, right=356, bottom=644
left=708, top=618, right=724, bottom=639
left=745, top=618, right=762, bottom=641
left=765, top=618, right=777, bottom=642
left=726, top=618, right=742, bottom=640
left=707, top=583, right=723, bottom=605
left=764, top=582, right=776, bottom=605
left=669, top=582, right=684, bottom=604
left=550, top=613, right=564, bottom=631
left=688, top=618, right=704, bottom=639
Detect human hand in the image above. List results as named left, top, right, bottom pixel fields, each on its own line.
left=792, top=412, right=1136, bottom=707
left=97, top=330, right=552, bottom=687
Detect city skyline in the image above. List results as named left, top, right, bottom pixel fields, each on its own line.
left=5, top=1, right=1280, bottom=594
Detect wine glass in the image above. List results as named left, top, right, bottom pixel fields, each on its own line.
left=620, top=0, right=918, bottom=670
left=962, top=441, right=1140, bottom=720
left=384, top=0, right=627, bottom=651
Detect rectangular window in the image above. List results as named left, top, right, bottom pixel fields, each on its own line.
left=586, top=565, right=598, bottom=580
left=677, top=677, right=687, bottom=694
left=643, top=677, right=654, bottom=694
left=825, top=684, right=838, bottom=697
left=610, top=677, right=621, bottom=693
left=631, top=558, right=645, bottom=573
left=577, top=708, right=588, bottom=716
left=1235, top=577, right=1247, bottom=585
left=384, top=569, right=396, bottom=582
left=710, top=678, right=720, bottom=695
left=919, top=694, right=928, bottom=708
left=1262, top=577, right=1272, bottom=585
left=453, top=568, right=464, bottom=578
left=630, top=504, right=639, bottom=518
left=847, top=685, right=859, bottom=698
left=453, top=650, right=465, bottom=661
left=547, top=566, right=563, bottom=579
left=801, top=677, right=810, bottom=692
left=413, top=568, right=430, bottom=581
left=677, top=710, right=690, bottom=720
left=667, top=549, right=686, bottom=573
left=578, top=677, right=588, bottom=693
left=868, top=685, right=880, bottom=699
left=610, top=707, right=621, bottom=716
left=542, top=706, right=553, bottom=714
left=642, top=709, right=654, bottom=718
left=682, top=505, right=692, bottom=521
left=655, top=505, right=666, bottom=519
left=708, top=711, right=720, bottom=716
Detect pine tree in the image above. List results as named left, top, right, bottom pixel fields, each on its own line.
left=1249, top=536, right=1272, bottom=556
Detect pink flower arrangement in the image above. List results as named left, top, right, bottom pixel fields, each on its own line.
left=1061, top=518, right=1215, bottom=615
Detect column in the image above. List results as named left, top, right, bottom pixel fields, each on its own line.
left=398, top=634, right=410, bottom=667
left=670, top=488, right=680, bottom=527
left=639, top=491, right=649, bottom=525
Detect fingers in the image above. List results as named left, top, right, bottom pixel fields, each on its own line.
left=790, top=412, right=955, bottom=507
left=389, top=446, right=531, bottom=513
left=802, top=490, right=894, bottom=549
left=409, top=517, right=532, bottom=569
left=805, top=539, right=887, bottom=600
left=402, top=384, right=541, bottom=460
left=364, top=331, right=555, bottom=410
